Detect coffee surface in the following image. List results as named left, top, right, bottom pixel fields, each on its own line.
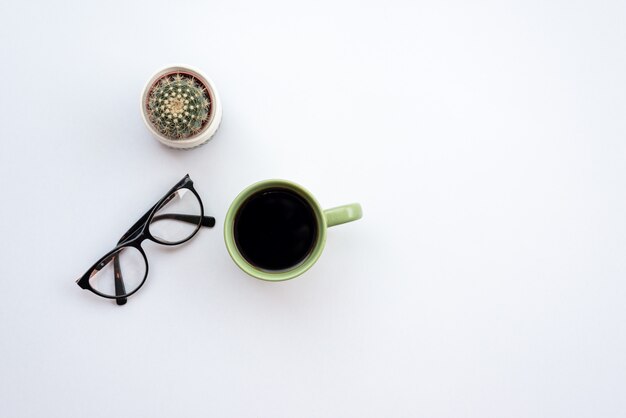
left=234, top=188, right=318, bottom=270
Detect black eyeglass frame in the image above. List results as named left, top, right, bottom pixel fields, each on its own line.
left=76, top=174, right=215, bottom=305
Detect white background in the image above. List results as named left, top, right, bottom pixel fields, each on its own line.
left=0, top=1, right=625, bottom=417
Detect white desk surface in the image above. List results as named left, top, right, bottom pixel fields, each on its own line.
left=1, top=1, right=625, bottom=417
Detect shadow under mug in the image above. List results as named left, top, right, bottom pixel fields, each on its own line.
left=224, top=179, right=362, bottom=281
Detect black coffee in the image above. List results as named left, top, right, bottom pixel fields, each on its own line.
left=234, top=188, right=318, bottom=271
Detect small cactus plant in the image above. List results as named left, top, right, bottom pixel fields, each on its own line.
left=146, top=73, right=211, bottom=140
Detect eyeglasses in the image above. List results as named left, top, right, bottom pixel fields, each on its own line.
left=76, top=174, right=215, bottom=305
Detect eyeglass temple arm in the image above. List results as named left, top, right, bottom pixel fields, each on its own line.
left=118, top=213, right=215, bottom=245
left=113, top=255, right=128, bottom=306
left=150, top=214, right=216, bottom=227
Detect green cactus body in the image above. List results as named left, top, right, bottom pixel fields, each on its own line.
left=147, top=73, right=211, bottom=140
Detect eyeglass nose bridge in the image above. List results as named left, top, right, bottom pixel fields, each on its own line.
left=118, top=221, right=152, bottom=246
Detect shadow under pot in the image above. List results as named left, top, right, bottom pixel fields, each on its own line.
left=141, top=64, right=222, bottom=149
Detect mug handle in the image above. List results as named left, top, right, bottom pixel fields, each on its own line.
left=324, top=203, right=363, bottom=227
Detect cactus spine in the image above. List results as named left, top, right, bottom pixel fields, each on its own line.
left=147, top=73, right=211, bottom=140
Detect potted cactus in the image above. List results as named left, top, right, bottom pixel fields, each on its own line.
left=141, top=65, right=222, bottom=149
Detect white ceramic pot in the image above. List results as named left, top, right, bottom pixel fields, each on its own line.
left=140, top=64, right=222, bottom=149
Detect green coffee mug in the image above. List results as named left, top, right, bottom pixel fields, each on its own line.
left=224, top=179, right=362, bottom=281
